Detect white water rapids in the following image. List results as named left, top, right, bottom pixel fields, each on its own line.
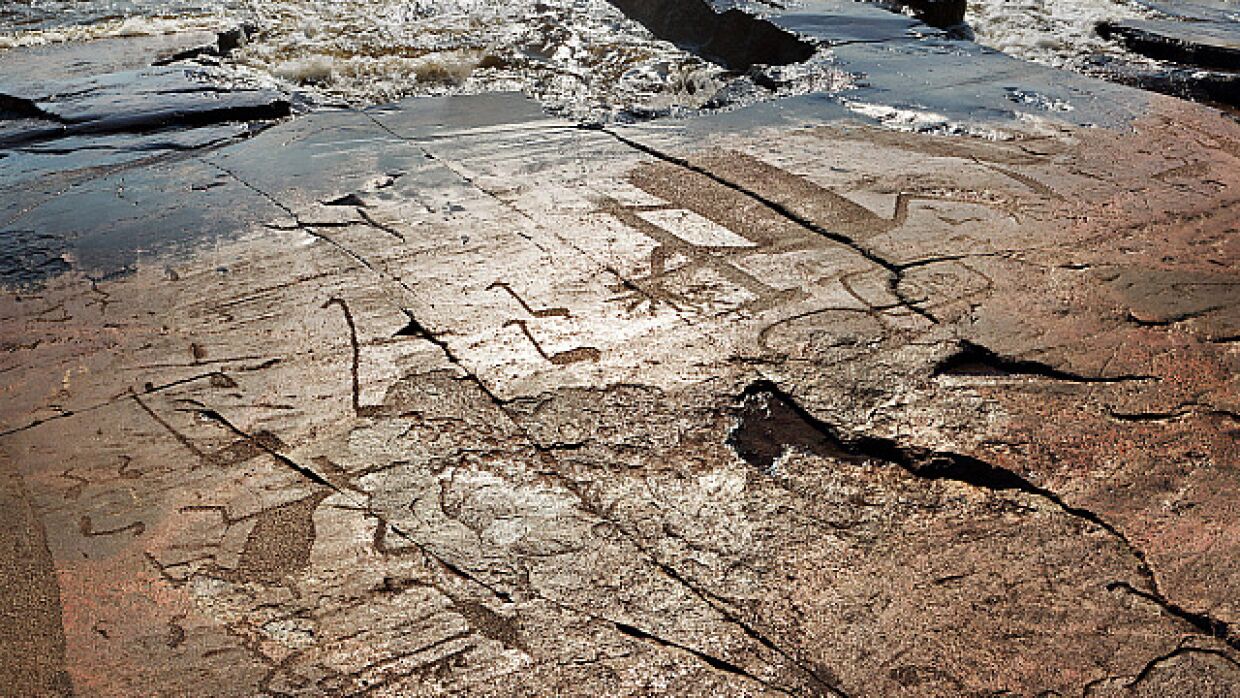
left=1, top=0, right=1157, bottom=119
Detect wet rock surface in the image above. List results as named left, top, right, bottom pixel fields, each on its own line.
left=1098, top=18, right=1240, bottom=71
left=606, top=0, right=816, bottom=70
left=1, top=2, right=1239, bottom=696
left=1094, top=0, right=1240, bottom=106
left=0, top=36, right=294, bottom=287
left=877, top=0, right=967, bottom=29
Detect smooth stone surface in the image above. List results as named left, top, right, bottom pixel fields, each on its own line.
left=1093, top=0, right=1240, bottom=106
left=1098, top=18, right=1240, bottom=71
left=0, top=38, right=292, bottom=286
left=1, top=4, right=1237, bottom=696
left=2, top=84, right=1238, bottom=695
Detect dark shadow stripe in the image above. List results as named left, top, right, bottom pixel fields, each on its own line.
left=606, top=0, right=815, bottom=71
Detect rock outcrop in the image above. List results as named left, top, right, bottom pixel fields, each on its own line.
left=606, top=0, right=816, bottom=70
left=1095, top=0, right=1240, bottom=106
left=1, top=1, right=1237, bottom=696
left=883, top=0, right=967, bottom=29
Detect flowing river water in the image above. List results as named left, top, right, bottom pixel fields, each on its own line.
left=0, top=0, right=1172, bottom=120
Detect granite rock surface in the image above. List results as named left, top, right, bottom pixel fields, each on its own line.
left=1, top=2, right=1238, bottom=696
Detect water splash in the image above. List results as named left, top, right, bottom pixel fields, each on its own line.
left=2, top=0, right=852, bottom=121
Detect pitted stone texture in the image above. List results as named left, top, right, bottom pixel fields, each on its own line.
left=1, top=93, right=1237, bottom=696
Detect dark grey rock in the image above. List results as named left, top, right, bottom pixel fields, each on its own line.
left=217, top=23, right=259, bottom=56
left=0, top=66, right=289, bottom=149
left=1088, top=55, right=1240, bottom=107
left=881, top=0, right=967, bottom=29
left=1091, top=2, right=1240, bottom=106
left=1097, top=19, right=1240, bottom=71
left=606, top=0, right=816, bottom=70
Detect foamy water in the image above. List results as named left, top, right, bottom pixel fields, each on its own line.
left=229, top=0, right=740, bottom=117
left=0, top=1, right=229, bottom=49
left=966, top=0, right=1151, bottom=71
left=1, top=0, right=1161, bottom=120
left=0, top=0, right=851, bottom=121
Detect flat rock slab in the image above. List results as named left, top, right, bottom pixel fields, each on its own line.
left=1094, top=0, right=1240, bottom=105
left=1, top=7, right=1239, bottom=696
left=2, top=86, right=1238, bottom=696
left=0, top=65, right=288, bottom=149
left=1134, top=0, right=1240, bottom=24
left=0, top=39, right=292, bottom=286
left=1098, top=18, right=1240, bottom=71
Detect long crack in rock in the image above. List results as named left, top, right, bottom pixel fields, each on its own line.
left=1, top=6, right=1238, bottom=693
left=730, top=380, right=1240, bottom=652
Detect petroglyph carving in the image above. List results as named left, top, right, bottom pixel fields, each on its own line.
left=488, top=281, right=570, bottom=318
left=59, top=470, right=89, bottom=500
left=225, top=490, right=331, bottom=585
left=502, top=319, right=601, bottom=366
left=323, top=297, right=386, bottom=417
left=604, top=150, right=1034, bottom=321
left=79, top=515, right=146, bottom=538
left=488, top=280, right=597, bottom=365
left=58, top=456, right=141, bottom=501
left=600, top=188, right=802, bottom=315
left=135, top=394, right=291, bottom=467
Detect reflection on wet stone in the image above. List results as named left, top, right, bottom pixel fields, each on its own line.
left=1, top=1, right=1239, bottom=696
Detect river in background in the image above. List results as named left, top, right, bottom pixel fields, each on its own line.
left=0, top=0, right=1165, bottom=119
left=0, top=0, right=848, bottom=120
left=966, top=0, right=1153, bottom=69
